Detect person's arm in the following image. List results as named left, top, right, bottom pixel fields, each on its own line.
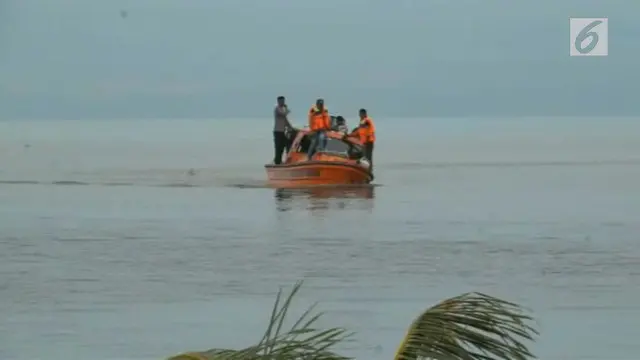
left=282, top=106, right=293, bottom=129
left=276, top=106, right=294, bottom=131
left=351, top=120, right=370, bottom=133
left=363, top=120, right=374, bottom=139
left=308, top=111, right=314, bottom=129
left=275, top=106, right=290, bottom=117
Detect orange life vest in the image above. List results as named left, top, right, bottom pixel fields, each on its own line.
left=356, top=116, right=376, bottom=143
left=308, top=106, right=330, bottom=131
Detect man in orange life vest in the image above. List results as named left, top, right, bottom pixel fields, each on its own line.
left=350, top=108, right=376, bottom=172
left=306, top=98, right=331, bottom=160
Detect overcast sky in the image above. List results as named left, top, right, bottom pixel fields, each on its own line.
left=0, top=0, right=638, bottom=119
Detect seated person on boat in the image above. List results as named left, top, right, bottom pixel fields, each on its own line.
left=332, top=116, right=349, bottom=133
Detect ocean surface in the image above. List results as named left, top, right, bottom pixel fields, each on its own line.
left=1, top=117, right=640, bottom=360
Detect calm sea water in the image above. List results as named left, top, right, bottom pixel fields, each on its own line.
left=1, top=117, right=640, bottom=360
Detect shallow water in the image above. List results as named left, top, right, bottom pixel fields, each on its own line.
left=1, top=117, right=640, bottom=360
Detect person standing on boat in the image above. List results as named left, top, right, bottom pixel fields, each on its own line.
left=273, top=96, right=293, bottom=164
left=307, top=98, right=331, bottom=160
left=351, top=108, right=376, bottom=172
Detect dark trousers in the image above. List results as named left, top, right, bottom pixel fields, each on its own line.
left=307, top=131, right=327, bottom=160
left=273, top=131, right=288, bottom=164
left=364, top=142, right=374, bottom=172
left=285, top=129, right=296, bottom=152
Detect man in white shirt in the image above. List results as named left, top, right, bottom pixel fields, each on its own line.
left=273, top=96, right=292, bottom=164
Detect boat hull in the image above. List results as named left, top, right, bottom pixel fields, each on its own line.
left=265, top=161, right=373, bottom=188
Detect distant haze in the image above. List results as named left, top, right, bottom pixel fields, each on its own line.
left=1, top=0, right=638, bottom=119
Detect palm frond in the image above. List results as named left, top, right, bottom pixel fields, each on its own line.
left=392, top=292, right=538, bottom=360
left=167, top=282, right=538, bottom=360
left=167, top=280, right=354, bottom=360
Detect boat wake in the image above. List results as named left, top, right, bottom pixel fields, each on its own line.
left=0, top=177, right=271, bottom=189
left=222, top=180, right=271, bottom=189
left=0, top=179, right=379, bottom=190
left=0, top=179, right=204, bottom=188
left=7, top=158, right=631, bottom=189
left=0, top=165, right=278, bottom=188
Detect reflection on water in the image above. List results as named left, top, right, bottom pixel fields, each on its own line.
left=274, top=185, right=376, bottom=212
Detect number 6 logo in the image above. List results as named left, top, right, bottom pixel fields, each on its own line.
left=569, top=18, right=608, bottom=56
left=575, top=20, right=602, bottom=54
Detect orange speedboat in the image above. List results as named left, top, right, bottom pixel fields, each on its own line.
left=265, top=129, right=373, bottom=188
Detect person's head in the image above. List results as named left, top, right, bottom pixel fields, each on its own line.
left=316, top=98, right=324, bottom=111
left=277, top=96, right=286, bottom=106
left=359, top=108, right=367, bottom=119
left=336, top=116, right=345, bottom=124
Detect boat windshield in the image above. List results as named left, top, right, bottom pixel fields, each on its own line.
left=295, top=133, right=362, bottom=159
left=323, top=137, right=350, bottom=154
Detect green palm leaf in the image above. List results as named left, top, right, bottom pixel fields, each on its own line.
left=392, top=292, right=538, bottom=360
left=167, top=282, right=538, bottom=360
left=168, top=280, right=353, bottom=360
